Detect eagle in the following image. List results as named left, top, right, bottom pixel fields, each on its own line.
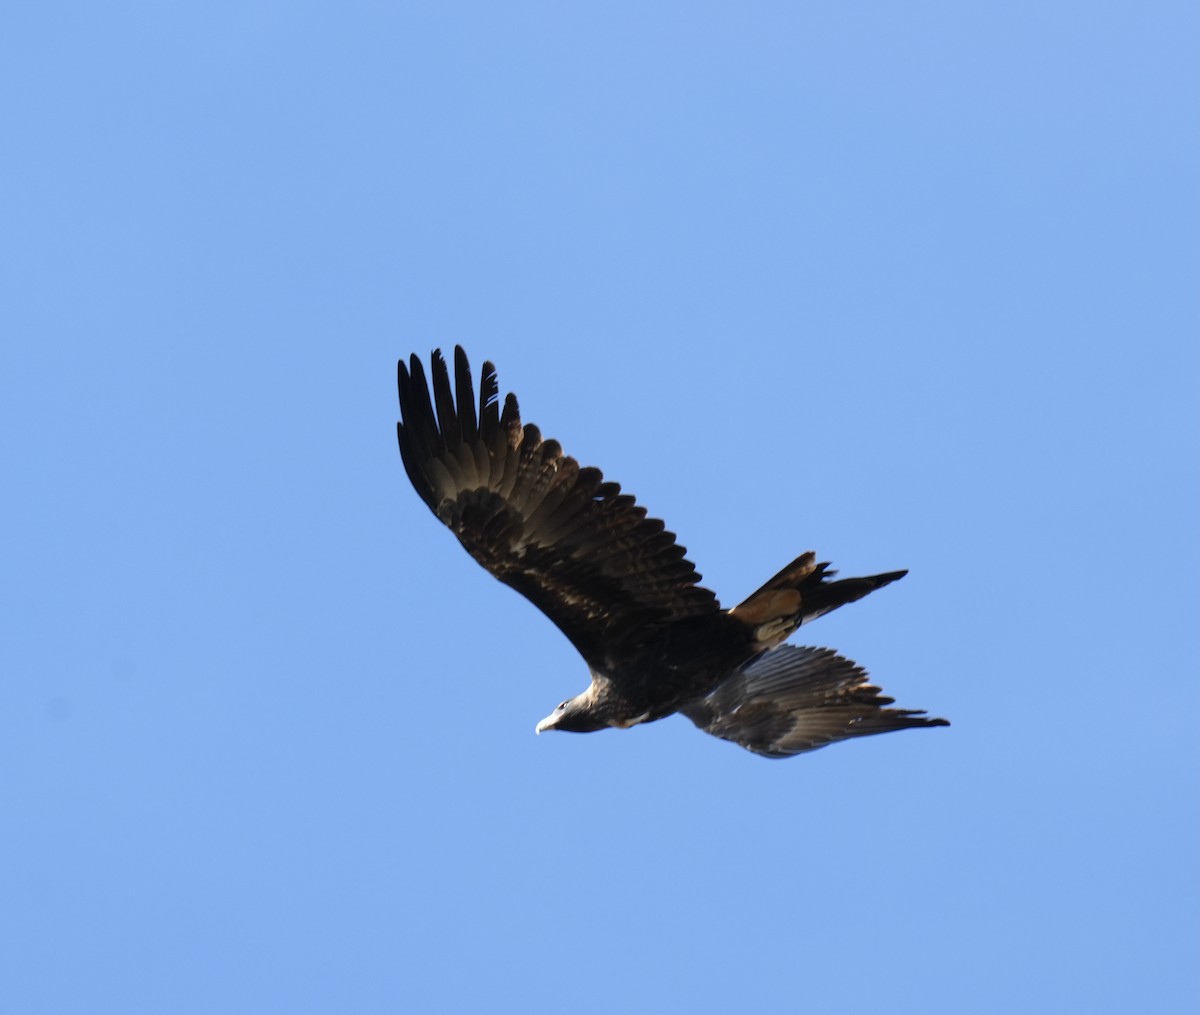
left=396, top=347, right=948, bottom=758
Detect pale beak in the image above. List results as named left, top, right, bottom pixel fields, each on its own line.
left=535, top=711, right=559, bottom=735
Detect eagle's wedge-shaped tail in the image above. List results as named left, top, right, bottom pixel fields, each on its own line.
left=729, top=551, right=907, bottom=650
left=681, top=645, right=949, bottom=758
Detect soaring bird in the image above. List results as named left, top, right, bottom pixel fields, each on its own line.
left=395, top=348, right=947, bottom=758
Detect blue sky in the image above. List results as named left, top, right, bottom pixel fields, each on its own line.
left=2, top=2, right=1197, bottom=1012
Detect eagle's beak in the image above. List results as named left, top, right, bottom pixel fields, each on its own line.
left=535, top=712, right=558, bottom=735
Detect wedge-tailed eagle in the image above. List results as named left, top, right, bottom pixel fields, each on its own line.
left=396, top=347, right=947, bottom=758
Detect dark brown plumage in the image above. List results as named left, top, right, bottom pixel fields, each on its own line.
left=396, top=347, right=947, bottom=757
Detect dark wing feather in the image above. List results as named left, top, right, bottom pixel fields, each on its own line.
left=396, top=347, right=720, bottom=667
left=681, top=645, right=948, bottom=758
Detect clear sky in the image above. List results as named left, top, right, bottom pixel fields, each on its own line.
left=2, top=3, right=1197, bottom=1013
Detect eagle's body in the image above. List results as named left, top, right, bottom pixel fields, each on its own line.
left=396, top=347, right=947, bottom=758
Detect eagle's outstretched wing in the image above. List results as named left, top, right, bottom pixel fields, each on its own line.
left=396, top=347, right=720, bottom=668
left=681, top=645, right=948, bottom=758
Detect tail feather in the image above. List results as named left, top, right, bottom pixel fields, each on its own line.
left=729, top=551, right=907, bottom=650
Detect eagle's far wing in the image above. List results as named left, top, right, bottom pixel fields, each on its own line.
left=397, top=347, right=720, bottom=668
left=681, top=645, right=948, bottom=758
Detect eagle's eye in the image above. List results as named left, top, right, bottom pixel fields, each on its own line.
left=558, top=700, right=570, bottom=711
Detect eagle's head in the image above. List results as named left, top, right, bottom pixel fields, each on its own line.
left=535, top=689, right=611, bottom=734
left=535, top=695, right=609, bottom=734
